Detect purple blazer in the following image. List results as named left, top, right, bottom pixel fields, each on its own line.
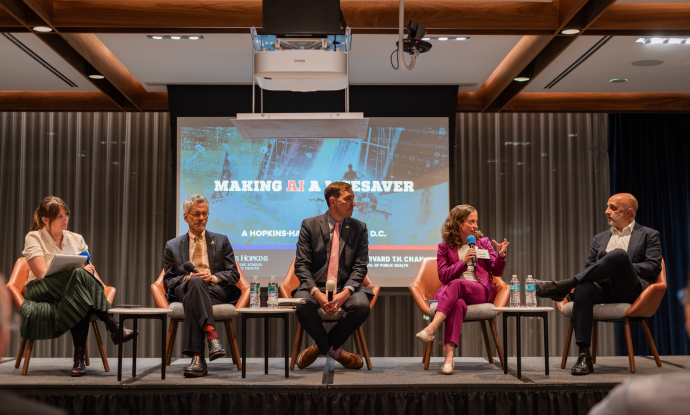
left=435, top=238, right=507, bottom=304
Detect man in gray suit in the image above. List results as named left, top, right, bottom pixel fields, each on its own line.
left=536, top=193, right=662, bottom=375
left=588, top=278, right=690, bottom=415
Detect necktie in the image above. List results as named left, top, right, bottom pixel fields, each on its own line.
left=193, top=235, right=204, bottom=271
left=326, top=221, right=340, bottom=295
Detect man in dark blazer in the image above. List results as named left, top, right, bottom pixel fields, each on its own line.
left=163, top=194, right=241, bottom=377
left=536, top=193, right=662, bottom=375
left=293, top=181, right=373, bottom=370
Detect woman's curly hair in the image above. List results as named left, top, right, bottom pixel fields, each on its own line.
left=441, top=204, right=484, bottom=248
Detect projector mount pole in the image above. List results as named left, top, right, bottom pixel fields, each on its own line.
left=398, top=0, right=419, bottom=71
left=251, top=27, right=256, bottom=114
left=345, top=26, right=351, bottom=113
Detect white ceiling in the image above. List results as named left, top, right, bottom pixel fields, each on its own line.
left=524, top=36, right=690, bottom=93
left=95, top=33, right=521, bottom=92
left=0, top=33, right=98, bottom=91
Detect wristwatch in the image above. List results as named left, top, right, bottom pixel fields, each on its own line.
left=309, top=286, right=318, bottom=295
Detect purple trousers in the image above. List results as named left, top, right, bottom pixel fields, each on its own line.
left=434, top=279, right=488, bottom=347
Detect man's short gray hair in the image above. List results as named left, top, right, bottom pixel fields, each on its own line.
left=183, top=194, right=209, bottom=214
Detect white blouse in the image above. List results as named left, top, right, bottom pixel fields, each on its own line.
left=22, top=227, right=89, bottom=283
left=456, top=245, right=478, bottom=282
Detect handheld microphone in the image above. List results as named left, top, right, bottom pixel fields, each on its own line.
left=79, top=251, right=90, bottom=265
left=183, top=261, right=200, bottom=274
left=326, top=280, right=336, bottom=302
left=466, top=235, right=477, bottom=267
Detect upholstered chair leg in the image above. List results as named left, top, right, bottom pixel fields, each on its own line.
left=21, top=339, right=34, bottom=375
left=85, top=342, right=90, bottom=366
left=358, top=326, right=372, bottom=370
left=290, top=323, right=304, bottom=371
left=489, top=320, right=504, bottom=368
left=165, top=320, right=178, bottom=366
left=561, top=319, right=573, bottom=369
left=225, top=319, right=242, bottom=371
left=423, top=342, right=432, bottom=370
left=353, top=328, right=363, bottom=356
left=15, top=338, right=26, bottom=369
left=91, top=321, right=110, bottom=372
left=591, top=320, right=599, bottom=363
left=624, top=318, right=636, bottom=373
left=641, top=320, right=662, bottom=367
left=480, top=320, right=494, bottom=364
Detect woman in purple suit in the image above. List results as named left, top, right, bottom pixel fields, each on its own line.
left=416, top=205, right=509, bottom=374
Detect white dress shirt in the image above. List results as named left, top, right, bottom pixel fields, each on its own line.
left=22, top=227, right=89, bottom=283
left=606, top=220, right=635, bottom=253
left=456, top=245, right=478, bottom=282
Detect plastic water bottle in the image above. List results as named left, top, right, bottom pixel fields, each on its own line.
left=525, top=275, right=537, bottom=308
left=250, top=276, right=260, bottom=309
left=267, top=276, right=278, bottom=309
left=509, top=275, right=521, bottom=308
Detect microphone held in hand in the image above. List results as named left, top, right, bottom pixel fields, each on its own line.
left=79, top=251, right=90, bottom=265
left=466, top=235, right=477, bottom=267
left=326, top=280, right=336, bottom=302
left=183, top=261, right=200, bottom=274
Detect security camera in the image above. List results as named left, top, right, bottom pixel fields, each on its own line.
left=397, top=19, right=432, bottom=55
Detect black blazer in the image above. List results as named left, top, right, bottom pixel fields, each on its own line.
left=294, top=212, right=373, bottom=296
left=163, top=230, right=241, bottom=295
left=584, top=222, right=663, bottom=290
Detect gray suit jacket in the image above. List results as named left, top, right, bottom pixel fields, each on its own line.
left=294, top=212, right=373, bottom=296
left=583, top=222, right=662, bottom=290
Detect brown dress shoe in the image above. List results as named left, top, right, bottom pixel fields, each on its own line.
left=296, top=342, right=320, bottom=369
left=335, top=349, right=363, bottom=369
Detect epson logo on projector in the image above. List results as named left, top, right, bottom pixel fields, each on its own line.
left=294, top=59, right=305, bottom=63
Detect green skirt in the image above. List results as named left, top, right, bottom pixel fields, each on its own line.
left=20, top=268, right=112, bottom=340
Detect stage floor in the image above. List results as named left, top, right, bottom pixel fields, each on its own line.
left=1, top=355, right=688, bottom=389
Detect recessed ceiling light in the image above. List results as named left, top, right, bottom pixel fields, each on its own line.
left=421, top=37, right=430, bottom=41
left=152, top=35, right=163, bottom=40
left=650, top=37, right=665, bottom=44
left=668, top=38, right=683, bottom=45
left=189, top=36, right=200, bottom=40
left=33, top=26, right=52, bottom=32
left=561, top=29, right=580, bottom=35
left=514, top=76, right=530, bottom=82
left=455, top=37, right=468, bottom=41
left=636, top=38, right=647, bottom=44
left=631, top=60, right=664, bottom=67
left=171, top=36, right=181, bottom=40
left=609, top=78, right=628, bottom=83
left=438, top=37, right=448, bottom=41
left=89, top=74, right=105, bottom=80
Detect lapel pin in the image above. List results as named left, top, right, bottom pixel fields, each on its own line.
left=346, top=226, right=349, bottom=229
left=211, top=240, right=215, bottom=245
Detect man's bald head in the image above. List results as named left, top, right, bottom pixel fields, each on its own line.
left=606, top=193, right=638, bottom=231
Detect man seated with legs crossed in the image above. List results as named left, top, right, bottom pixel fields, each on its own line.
left=163, top=194, right=242, bottom=377
left=293, top=181, right=373, bottom=370
left=536, top=193, right=662, bottom=375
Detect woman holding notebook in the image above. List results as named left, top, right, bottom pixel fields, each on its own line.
left=21, top=196, right=136, bottom=377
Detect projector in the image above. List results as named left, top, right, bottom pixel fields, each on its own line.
left=255, top=48, right=347, bottom=92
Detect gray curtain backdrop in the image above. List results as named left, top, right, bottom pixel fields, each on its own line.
left=0, top=111, right=610, bottom=364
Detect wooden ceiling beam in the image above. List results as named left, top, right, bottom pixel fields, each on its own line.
left=501, top=93, right=690, bottom=113
left=590, top=4, right=690, bottom=35
left=0, top=91, right=122, bottom=111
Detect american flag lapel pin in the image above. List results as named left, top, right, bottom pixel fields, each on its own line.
left=211, top=240, right=215, bottom=245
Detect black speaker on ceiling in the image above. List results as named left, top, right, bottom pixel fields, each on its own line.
left=262, top=0, right=342, bottom=36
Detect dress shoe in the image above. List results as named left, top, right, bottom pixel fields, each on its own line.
left=335, top=350, right=363, bottom=369
left=208, top=337, right=226, bottom=361
left=441, top=362, right=454, bottom=375
left=415, top=329, right=435, bottom=343
left=102, top=315, right=138, bottom=345
left=571, top=352, right=594, bottom=376
left=70, top=347, right=87, bottom=377
left=184, top=356, right=208, bottom=377
left=534, top=280, right=567, bottom=302
left=296, top=342, right=321, bottom=369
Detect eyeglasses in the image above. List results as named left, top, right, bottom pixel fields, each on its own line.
left=678, top=289, right=690, bottom=307
left=189, top=212, right=209, bottom=218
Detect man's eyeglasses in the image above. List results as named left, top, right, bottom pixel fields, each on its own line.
left=189, top=212, right=209, bottom=218
left=678, top=289, right=690, bottom=307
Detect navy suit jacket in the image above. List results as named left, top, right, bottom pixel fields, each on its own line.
left=163, top=230, right=241, bottom=295
left=583, top=222, right=662, bottom=290
left=294, top=212, right=373, bottom=296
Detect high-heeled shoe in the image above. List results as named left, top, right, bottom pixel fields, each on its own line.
left=415, top=329, right=435, bottom=343
left=441, top=362, right=455, bottom=375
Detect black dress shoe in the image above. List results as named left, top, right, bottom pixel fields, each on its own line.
left=71, top=347, right=87, bottom=377
left=101, top=315, right=139, bottom=345
left=208, top=337, right=226, bottom=361
left=534, top=280, right=567, bottom=302
left=571, top=352, right=594, bottom=376
left=184, top=356, right=208, bottom=377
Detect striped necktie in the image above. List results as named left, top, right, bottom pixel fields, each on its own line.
left=193, top=235, right=204, bottom=271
